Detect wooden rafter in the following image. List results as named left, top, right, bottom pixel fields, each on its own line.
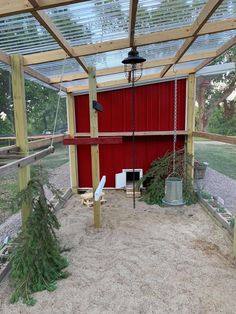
left=50, top=50, right=217, bottom=84
left=160, top=0, right=224, bottom=77
left=23, top=18, right=236, bottom=66
left=0, top=0, right=90, bottom=18
left=28, top=0, right=88, bottom=73
left=194, top=36, right=236, bottom=73
left=66, top=67, right=195, bottom=93
left=129, top=0, right=138, bottom=47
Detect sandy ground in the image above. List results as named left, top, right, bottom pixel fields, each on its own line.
left=1, top=191, right=236, bottom=314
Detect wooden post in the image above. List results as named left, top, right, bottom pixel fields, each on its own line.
left=67, top=93, right=78, bottom=193
left=11, top=54, right=30, bottom=227
left=186, top=73, right=196, bottom=181
left=88, top=66, right=101, bottom=228
left=234, top=215, right=236, bottom=258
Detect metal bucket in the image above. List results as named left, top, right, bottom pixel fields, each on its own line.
left=162, top=176, right=185, bottom=206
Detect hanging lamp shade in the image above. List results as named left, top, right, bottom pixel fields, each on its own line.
left=122, top=47, right=146, bottom=82
left=122, top=47, right=146, bottom=65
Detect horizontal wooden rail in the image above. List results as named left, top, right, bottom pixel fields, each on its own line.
left=0, top=145, right=19, bottom=156
left=0, top=134, right=64, bottom=140
left=0, top=147, right=54, bottom=176
left=75, top=130, right=189, bottom=137
left=64, top=137, right=123, bottom=145
left=0, top=134, right=64, bottom=155
left=193, top=131, right=236, bottom=145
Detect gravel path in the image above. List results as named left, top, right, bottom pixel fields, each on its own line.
left=0, top=162, right=70, bottom=244
left=196, top=167, right=236, bottom=214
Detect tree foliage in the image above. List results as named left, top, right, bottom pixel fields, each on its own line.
left=10, top=175, right=69, bottom=306
left=138, top=150, right=198, bottom=206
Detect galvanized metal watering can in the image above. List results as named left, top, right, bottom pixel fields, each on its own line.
left=162, top=173, right=185, bottom=206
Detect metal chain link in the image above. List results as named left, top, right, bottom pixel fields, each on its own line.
left=173, top=75, right=178, bottom=173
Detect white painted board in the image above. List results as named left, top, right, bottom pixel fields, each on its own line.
left=95, top=176, right=106, bottom=201
left=115, top=172, right=126, bottom=189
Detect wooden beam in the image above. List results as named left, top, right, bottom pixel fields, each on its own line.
left=64, top=137, right=122, bottom=145
left=28, top=134, right=64, bottom=150
left=75, top=131, right=189, bottom=137
left=66, top=93, right=78, bottom=193
left=195, top=36, right=236, bottom=73
left=11, top=54, right=31, bottom=227
left=23, top=18, right=236, bottom=66
left=0, top=145, right=19, bottom=156
left=50, top=51, right=217, bottom=84
left=66, top=68, right=193, bottom=93
left=186, top=74, right=196, bottom=180
left=28, top=0, right=88, bottom=73
left=0, top=0, right=90, bottom=18
left=193, top=131, right=236, bottom=145
left=0, top=147, right=54, bottom=176
left=234, top=214, right=236, bottom=257
left=0, top=51, right=10, bottom=65
left=88, top=66, right=101, bottom=228
left=161, top=0, right=224, bottom=77
left=129, top=0, right=138, bottom=47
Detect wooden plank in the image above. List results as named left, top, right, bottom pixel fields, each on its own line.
left=11, top=54, right=30, bottom=227
left=0, top=145, right=19, bottom=156
left=63, top=137, right=123, bottom=145
left=66, top=93, right=78, bottom=193
left=0, top=0, right=89, bottom=18
left=0, top=51, right=10, bottom=65
left=88, top=66, right=101, bottom=228
left=0, top=147, right=54, bottom=176
left=193, top=131, right=236, bottom=145
left=75, top=131, right=189, bottom=137
left=28, top=1, right=88, bottom=73
left=129, top=0, right=138, bottom=47
left=186, top=74, right=196, bottom=180
left=28, top=134, right=64, bottom=150
left=234, top=214, right=236, bottom=257
left=23, top=18, right=236, bottom=66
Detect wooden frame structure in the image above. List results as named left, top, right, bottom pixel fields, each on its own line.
left=0, top=0, right=235, bottom=234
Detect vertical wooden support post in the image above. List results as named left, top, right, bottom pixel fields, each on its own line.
left=233, top=215, right=236, bottom=258
left=11, top=55, right=30, bottom=226
left=67, top=93, right=78, bottom=193
left=88, top=66, right=101, bottom=228
left=186, top=73, right=196, bottom=181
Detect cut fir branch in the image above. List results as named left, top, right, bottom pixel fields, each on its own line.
left=9, top=171, right=69, bottom=306
left=138, top=149, right=198, bottom=206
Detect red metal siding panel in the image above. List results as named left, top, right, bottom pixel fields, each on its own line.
left=74, top=80, right=187, bottom=187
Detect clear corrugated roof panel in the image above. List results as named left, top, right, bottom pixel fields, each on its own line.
left=62, top=79, right=88, bottom=88
left=97, top=72, right=125, bottom=83
left=0, top=62, right=11, bottom=72
left=45, top=0, right=129, bottom=47
left=210, top=0, right=236, bottom=22
left=0, top=13, right=60, bottom=55
left=186, top=30, right=236, bottom=55
left=31, top=59, right=85, bottom=78
left=84, top=40, right=184, bottom=70
left=142, top=67, right=164, bottom=76
left=136, top=0, right=207, bottom=35
left=172, top=60, right=203, bottom=71
left=138, top=40, right=184, bottom=60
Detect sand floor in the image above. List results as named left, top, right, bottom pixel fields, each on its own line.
left=1, top=191, right=236, bottom=314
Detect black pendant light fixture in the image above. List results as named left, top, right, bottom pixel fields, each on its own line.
left=122, top=47, right=146, bottom=209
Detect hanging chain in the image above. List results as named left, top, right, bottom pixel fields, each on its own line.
left=173, top=74, right=178, bottom=173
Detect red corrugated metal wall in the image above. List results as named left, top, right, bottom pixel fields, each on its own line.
left=75, top=79, right=186, bottom=187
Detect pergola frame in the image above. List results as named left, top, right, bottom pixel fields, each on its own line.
left=0, top=0, right=235, bottom=92
left=0, top=0, right=236, bottom=237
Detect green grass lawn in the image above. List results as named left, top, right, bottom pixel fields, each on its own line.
left=194, top=141, right=236, bottom=180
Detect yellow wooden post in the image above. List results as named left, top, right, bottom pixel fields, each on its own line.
left=233, top=215, right=236, bottom=258
left=67, top=93, right=78, bottom=193
left=186, top=73, right=196, bottom=181
left=88, top=66, right=101, bottom=228
left=11, top=55, right=31, bottom=226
